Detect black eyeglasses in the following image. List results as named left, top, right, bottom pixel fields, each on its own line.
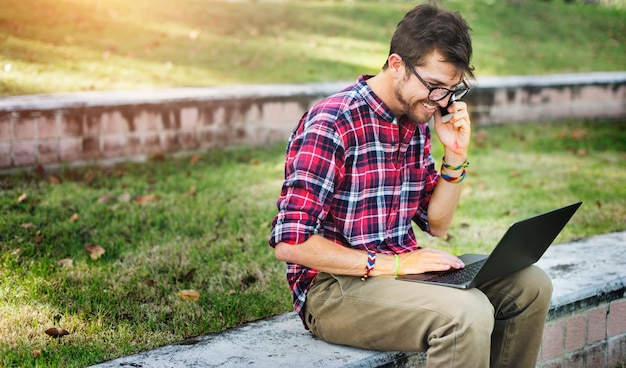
left=400, top=56, right=469, bottom=102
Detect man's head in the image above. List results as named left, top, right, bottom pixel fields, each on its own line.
left=385, top=3, right=474, bottom=81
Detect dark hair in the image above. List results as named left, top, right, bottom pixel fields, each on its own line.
left=386, top=2, right=474, bottom=80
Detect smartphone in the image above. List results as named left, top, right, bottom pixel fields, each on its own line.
left=438, top=95, right=457, bottom=123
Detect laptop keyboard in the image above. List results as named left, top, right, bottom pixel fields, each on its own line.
left=423, top=258, right=487, bottom=285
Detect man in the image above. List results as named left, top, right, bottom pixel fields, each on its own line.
left=269, top=3, right=552, bottom=367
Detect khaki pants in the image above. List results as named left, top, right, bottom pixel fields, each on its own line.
left=303, top=265, right=552, bottom=368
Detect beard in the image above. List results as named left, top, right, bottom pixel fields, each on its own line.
left=393, top=78, right=432, bottom=125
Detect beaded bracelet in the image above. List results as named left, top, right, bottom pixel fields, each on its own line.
left=361, top=250, right=376, bottom=281
left=441, top=168, right=467, bottom=184
left=442, top=157, right=469, bottom=170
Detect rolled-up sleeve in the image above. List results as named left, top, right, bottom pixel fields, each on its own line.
left=270, top=112, right=344, bottom=247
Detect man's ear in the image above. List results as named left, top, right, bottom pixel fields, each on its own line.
left=387, top=53, right=404, bottom=74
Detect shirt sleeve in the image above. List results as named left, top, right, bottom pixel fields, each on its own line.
left=269, top=110, right=345, bottom=247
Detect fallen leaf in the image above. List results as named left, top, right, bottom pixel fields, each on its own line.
left=576, top=149, right=588, bottom=157
left=176, top=289, right=200, bottom=301
left=118, top=192, right=132, bottom=202
left=20, top=223, right=36, bottom=229
left=186, top=185, right=196, bottom=197
left=49, top=175, right=61, bottom=184
left=97, top=194, right=117, bottom=204
left=32, top=349, right=42, bottom=358
left=85, top=244, right=105, bottom=260
left=189, top=155, right=201, bottom=164
left=509, top=171, right=523, bottom=177
left=135, top=194, right=160, bottom=204
left=69, top=213, right=79, bottom=222
left=571, top=129, right=587, bottom=141
left=45, top=327, right=70, bottom=338
left=58, top=258, right=74, bottom=268
left=17, top=193, right=27, bottom=203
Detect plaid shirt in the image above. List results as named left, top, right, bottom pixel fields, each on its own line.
left=269, top=75, right=440, bottom=325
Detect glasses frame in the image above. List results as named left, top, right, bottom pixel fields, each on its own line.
left=400, top=56, right=470, bottom=102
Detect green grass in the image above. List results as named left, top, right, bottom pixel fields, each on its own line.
left=0, top=0, right=625, bottom=97
left=1, top=119, right=625, bottom=367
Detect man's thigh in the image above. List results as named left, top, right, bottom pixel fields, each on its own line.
left=303, top=272, right=494, bottom=352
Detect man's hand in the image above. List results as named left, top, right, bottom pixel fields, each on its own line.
left=397, top=247, right=465, bottom=275
left=433, top=101, right=471, bottom=160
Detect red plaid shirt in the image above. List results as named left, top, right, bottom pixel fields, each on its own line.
left=269, top=75, right=440, bottom=325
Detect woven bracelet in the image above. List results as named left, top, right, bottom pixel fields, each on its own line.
left=361, top=250, right=376, bottom=281
left=442, top=157, right=469, bottom=171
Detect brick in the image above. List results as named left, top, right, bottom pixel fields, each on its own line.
left=609, top=300, right=626, bottom=337
left=101, top=111, right=129, bottom=134
left=59, top=137, right=82, bottom=162
left=161, top=131, right=180, bottom=153
left=133, top=110, right=162, bottom=132
left=587, top=342, right=607, bottom=368
left=588, top=306, right=608, bottom=343
left=0, top=143, right=11, bottom=168
left=102, top=134, right=125, bottom=158
left=125, top=135, right=143, bottom=156
left=0, top=116, right=13, bottom=142
left=13, top=141, right=37, bottom=166
left=565, top=315, right=586, bottom=352
left=609, top=336, right=626, bottom=368
left=60, top=111, right=84, bottom=137
left=38, top=141, right=59, bottom=164
left=82, top=136, right=100, bottom=159
left=143, top=133, right=161, bottom=154
left=563, top=351, right=584, bottom=368
left=14, top=117, right=36, bottom=140
left=542, top=321, right=565, bottom=361
left=38, top=114, right=58, bottom=139
left=180, top=107, right=199, bottom=130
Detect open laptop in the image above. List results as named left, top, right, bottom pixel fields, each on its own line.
left=397, top=202, right=582, bottom=289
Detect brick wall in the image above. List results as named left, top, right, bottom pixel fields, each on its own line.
left=1, top=73, right=625, bottom=173
left=538, top=298, right=626, bottom=367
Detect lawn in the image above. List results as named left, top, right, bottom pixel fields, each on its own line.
left=0, top=0, right=624, bottom=96
left=1, top=0, right=625, bottom=367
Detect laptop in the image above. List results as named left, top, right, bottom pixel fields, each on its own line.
left=397, top=202, right=582, bottom=289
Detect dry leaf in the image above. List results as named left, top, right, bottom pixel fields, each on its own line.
left=45, top=327, right=70, bottom=338
left=17, top=193, right=27, bottom=203
left=32, top=349, right=42, bottom=358
left=187, top=185, right=197, bottom=197
left=58, top=258, right=74, bottom=268
left=49, top=175, right=61, bottom=184
left=118, top=192, right=132, bottom=202
left=69, top=213, right=79, bottom=222
left=20, top=223, right=37, bottom=229
left=176, top=289, right=200, bottom=301
left=189, top=155, right=201, bottom=164
left=85, top=244, right=105, bottom=260
left=135, top=194, right=160, bottom=204
left=97, top=194, right=117, bottom=204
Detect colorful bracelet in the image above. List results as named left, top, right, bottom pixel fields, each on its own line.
left=442, top=157, right=469, bottom=171
left=441, top=168, right=467, bottom=184
left=361, top=250, right=376, bottom=281
left=394, top=254, right=400, bottom=277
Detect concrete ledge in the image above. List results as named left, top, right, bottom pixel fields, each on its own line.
left=91, top=231, right=626, bottom=368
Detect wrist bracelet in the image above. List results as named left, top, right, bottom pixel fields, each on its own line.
left=394, top=254, right=400, bottom=277
left=442, top=157, right=469, bottom=170
left=441, top=168, right=467, bottom=184
left=361, top=250, right=376, bottom=281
